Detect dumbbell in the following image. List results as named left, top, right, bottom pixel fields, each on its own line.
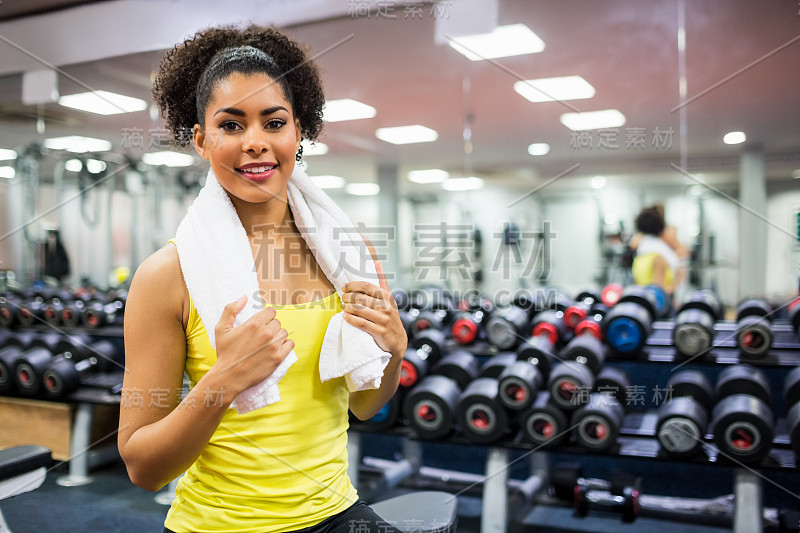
left=28, top=332, right=63, bottom=354
left=655, top=370, right=714, bottom=457
left=644, top=284, right=672, bottom=319
left=788, top=298, right=800, bottom=337
left=600, top=283, right=624, bottom=308
left=735, top=298, right=773, bottom=359
left=400, top=328, right=448, bottom=390
left=0, top=331, right=38, bottom=351
left=450, top=297, right=494, bottom=346
left=82, top=299, right=124, bottom=328
left=456, top=372, right=515, bottom=444
left=563, top=290, right=599, bottom=330
left=404, top=351, right=480, bottom=440
left=42, top=290, right=75, bottom=327
left=571, top=392, right=626, bottom=452
left=783, top=367, right=800, bottom=458
left=0, top=293, right=22, bottom=327
left=53, top=333, right=93, bottom=361
left=520, top=392, right=571, bottom=449
left=710, top=364, right=774, bottom=464
left=61, top=294, right=96, bottom=327
left=513, top=310, right=568, bottom=380
left=16, top=296, right=50, bottom=327
left=672, top=289, right=723, bottom=359
left=603, top=286, right=658, bottom=358
left=551, top=463, right=611, bottom=501
left=485, top=305, right=531, bottom=350
left=574, top=485, right=640, bottom=523
left=12, top=346, right=57, bottom=396
left=0, top=345, right=25, bottom=394
left=546, top=319, right=608, bottom=411
left=42, top=340, right=120, bottom=398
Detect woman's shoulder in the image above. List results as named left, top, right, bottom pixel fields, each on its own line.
left=128, top=244, right=188, bottom=320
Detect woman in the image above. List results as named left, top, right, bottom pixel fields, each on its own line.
left=118, top=25, right=406, bottom=532
left=630, top=206, right=684, bottom=295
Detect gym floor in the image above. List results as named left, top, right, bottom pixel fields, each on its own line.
left=1, top=457, right=735, bottom=533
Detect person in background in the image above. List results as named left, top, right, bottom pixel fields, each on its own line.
left=630, top=206, right=687, bottom=296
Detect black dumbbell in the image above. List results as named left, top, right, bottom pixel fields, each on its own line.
left=0, top=345, right=25, bottom=394
left=12, top=347, right=56, bottom=396
left=571, top=392, right=626, bottom=452
left=594, top=366, right=632, bottom=408
left=788, top=298, right=800, bottom=337
left=82, top=299, right=124, bottom=329
left=0, top=293, right=22, bottom=327
left=53, top=333, right=94, bottom=361
left=574, top=478, right=641, bottom=523
left=496, top=359, right=544, bottom=412
left=403, top=351, right=480, bottom=440
left=16, top=296, right=50, bottom=327
left=655, top=370, right=714, bottom=457
left=562, top=319, right=607, bottom=376
left=710, top=364, right=774, bottom=464
left=735, top=299, right=773, bottom=359
left=672, top=289, right=723, bottom=359
left=783, top=367, right=800, bottom=458
left=41, top=290, right=75, bottom=327
left=450, top=297, right=494, bottom=346
left=61, top=294, right=97, bottom=327
left=456, top=376, right=512, bottom=444
left=563, top=290, right=601, bottom=331
left=603, top=286, right=658, bottom=358
left=28, top=333, right=63, bottom=354
left=644, top=284, right=672, bottom=319
left=513, top=310, right=568, bottom=382
left=520, top=392, right=570, bottom=449
left=0, top=331, right=38, bottom=351
left=485, top=305, right=530, bottom=350
left=551, top=463, right=611, bottom=501
left=42, top=340, right=120, bottom=398
left=547, top=319, right=609, bottom=411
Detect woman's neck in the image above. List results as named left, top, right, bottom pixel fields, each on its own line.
left=229, top=190, right=293, bottom=237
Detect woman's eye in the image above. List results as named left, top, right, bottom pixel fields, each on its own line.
left=219, top=121, right=241, bottom=132
left=266, top=119, right=286, bottom=130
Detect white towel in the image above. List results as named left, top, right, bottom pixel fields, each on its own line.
left=175, top=166, right=390, bottom=414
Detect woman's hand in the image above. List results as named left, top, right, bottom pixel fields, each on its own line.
left=212, top=295, right=295, bottom=396
left=341, top=261, right=408, bottom=359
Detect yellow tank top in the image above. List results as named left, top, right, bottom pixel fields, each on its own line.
left=631, top=252, right=675, bottom=287
left=164, top=292, right=358, bottom=533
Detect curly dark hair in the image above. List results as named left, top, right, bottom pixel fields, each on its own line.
left=635, top=206, right=666, bottom=236
left=152, top=24, right=325, bottom=147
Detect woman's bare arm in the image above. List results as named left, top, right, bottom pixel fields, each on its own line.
left=118, top=245, right=294, bottom=491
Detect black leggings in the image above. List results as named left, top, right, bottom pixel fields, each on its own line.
left=163, top=500, right=402, bottom=533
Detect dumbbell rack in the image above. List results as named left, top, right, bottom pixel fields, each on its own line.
left=351, top=317, right=800, bottom=533
left=0, top=324, right=124, bottom=487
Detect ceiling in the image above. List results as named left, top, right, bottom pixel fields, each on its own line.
left=0, top=0, right=799, bottom=194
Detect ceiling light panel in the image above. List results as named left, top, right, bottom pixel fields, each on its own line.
left=514, top=76, right=595, bottom=103
left=58, top=90, right=148, bottom=115
left=448, top=24, right=545, bottom=61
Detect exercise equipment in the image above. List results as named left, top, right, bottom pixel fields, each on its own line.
left=353, top=393, right=403, bottom=431
left=644, top=284, right=671, bottom=319
left=456, top=377, right=510, bottom=444
left=710, top=365, right=774, bottom=464
left=0, top=293, right=21, bottom=326
left=512, top=310, right=568, bottom=383
left=547, top=362, right=595, bottom=411
left=400, top=328, right=449, bottom=390
left=485, top=305, right=530, bottom=350
left=563, top=290, right=601, bottom=331
left=600, top=283, right=624, bottom=307
left=655, top=370, right=714, bottom=457
left=735, top=298, right=773, bottom=359
left=82, top=299, right=124, bottom=329
left=520, top=392, right=570, bottom=449
left=41, top=340, right=120, bottom=398
left=594, top=366, right=632, bottom=408
left=672, top=289, right=723, bottom=359
left=571, top=392, right=625, bottom=452
left=450, top=300, right=493, bottom=346
left=603, top=286, right=658, bottom=358
left=0, top=345, right=24, bottom=394
left=496, top=360, right=543, bottom=411
left=403, top=351, right=480, bottom=440
left=42, top=290, right=74, bottom=326
left=11, top=347, right=55, bottom=396
left=479, top=353, right=517, bottom=379
left=789, top=298, right=800, bottom=337
left=783, top=367, right=800, bottom=457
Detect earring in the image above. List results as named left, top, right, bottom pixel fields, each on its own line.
left=295, top=144, right=304, bottom=162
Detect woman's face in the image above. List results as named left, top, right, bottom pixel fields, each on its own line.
left=193, top=72, right=301, bottom=205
